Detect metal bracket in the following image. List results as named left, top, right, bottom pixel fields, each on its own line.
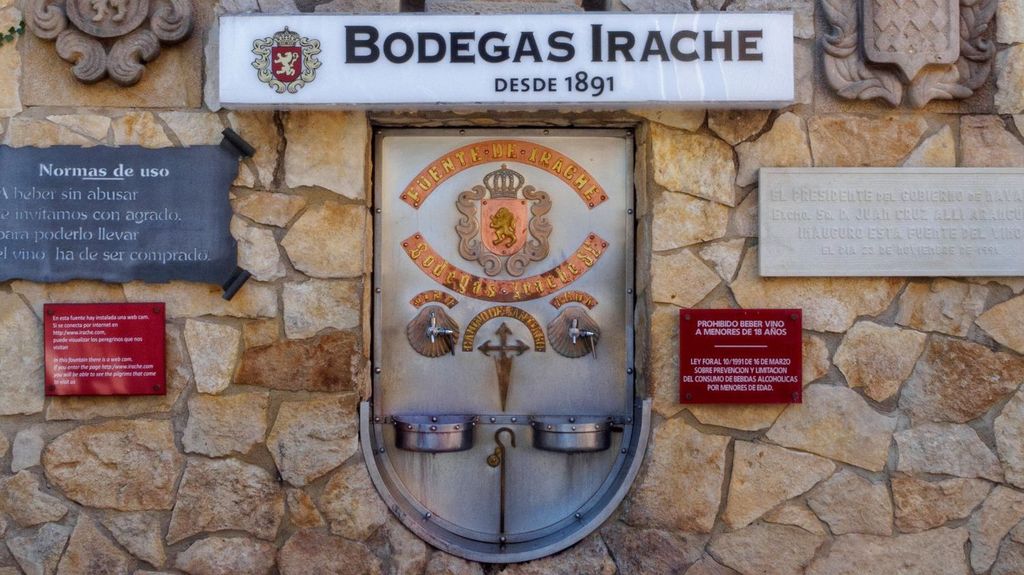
left=221, top=267, right=251, bottom=301
left=220, top=128, right=255, bottom=158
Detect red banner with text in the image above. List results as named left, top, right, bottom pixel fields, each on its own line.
left=44, top=303, right=166, bottom=396
left=679, top=309, right=802, bottom=404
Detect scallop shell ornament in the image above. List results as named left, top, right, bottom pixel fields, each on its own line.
left=407, top=305, right=460, bottom=358
left=547, top=306, right=600, bottom=358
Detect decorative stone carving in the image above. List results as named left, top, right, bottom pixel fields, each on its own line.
left=821, top=0, right=997, bottom=107
left=25, top=0, right=192, bottom=85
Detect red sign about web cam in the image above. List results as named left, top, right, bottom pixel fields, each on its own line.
left=44, top=303, right=166, bottom=396
left=679, top=309, right=802, bottom=404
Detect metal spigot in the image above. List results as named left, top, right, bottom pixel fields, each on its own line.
left=568, top=318, right=598, bottom=358
left=427, top=310, right=456, bottom=355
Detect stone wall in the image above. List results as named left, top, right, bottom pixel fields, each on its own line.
left=1, top=0, right=1024, bottom=574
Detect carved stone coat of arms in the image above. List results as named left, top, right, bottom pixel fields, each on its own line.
left=822, top=0, right=996, bottom=107
left=25, top=0, right=193, bottom=85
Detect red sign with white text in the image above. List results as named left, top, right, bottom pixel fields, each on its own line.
left=44, top=303, right=166, bottom=396
left=679, top=309, right=802, bottom=404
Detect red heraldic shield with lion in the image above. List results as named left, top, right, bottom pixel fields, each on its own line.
left=481, top=198, right=529, bottom=257
left=252, top=26, right=321, bottom=94
left=271, top=45, right=302, bottom=83
left=456, top=164, right=552, bottom=278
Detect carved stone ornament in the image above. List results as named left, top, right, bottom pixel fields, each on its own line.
left=821, top=0, right=997, bottom=107
left=25, top=0, right=193, bottom=85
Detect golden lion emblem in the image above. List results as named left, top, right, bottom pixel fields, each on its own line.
left=489, top=207, right=517, bottom=248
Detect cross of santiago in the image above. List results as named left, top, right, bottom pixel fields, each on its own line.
left=477, top=322, right=528, bottom=411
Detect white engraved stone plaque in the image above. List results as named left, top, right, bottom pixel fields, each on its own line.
left=759, top=168, right=1024, bottom=277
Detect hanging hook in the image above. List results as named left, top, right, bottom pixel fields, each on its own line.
left=487, top=427, right=515, bottom=468
left=495, top=427, right=516, bottom=450
left=489, top=427, right=516, bottom=545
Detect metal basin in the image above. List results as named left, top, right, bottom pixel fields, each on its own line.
left=530, top=417, right=612, bottom=453
left=392, top=415, right=477, bottom=453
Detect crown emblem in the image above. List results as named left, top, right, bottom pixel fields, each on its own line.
left=272, top=27, right=300, bottom=47
left=483, top=165, right=525, bottom=199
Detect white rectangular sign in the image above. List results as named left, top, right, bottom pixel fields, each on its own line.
left=759, top=168, right=1024, bottom=277
left=218, top=13, right=793, bottom=107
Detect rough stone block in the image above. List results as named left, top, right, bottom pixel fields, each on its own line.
left=314, top=0, right=402, bottom=10
left=321, top=461, right=388, bottom=540
left=235, top=330, right=363, bottom=392
left=282, top=202, right=367, bottom=278
left=961, top=116, right=1024, bottom=167
left=899, top=336, right=1024, bottom=424
left=284, top=112, right=368, bottom=200
left=651, top=123, right=737, bottom=206
left=895, top=423, right=1003, bottom=481
left=283, top=280, right=362, bottom=339
left=182, top=392, right=270, bottom=457
left=766, top=384, right=896, bottom=471
left=710, top=523, right=824, bottom=575
left=174, top=536, right=276, bottom=575
left=625, top=418, right=728, bottom=532
left=56, top=515, right=132, bottom=575
left=806, top=528, right=970, bottom=575
left=0, top=292, right=44, bottom=416
left=278, top=530, right=382, bottom=575
left=0, top=471, right=68, bottom=527
left=167, top=457, right=285, bottom=543
left=185, top=319, right=242, bottom=394
left=651, top=250, right=720, bottom=307
left=735, top=112, right=811, bottom=187
left=997, top=45, right=1024, bottom=114
left=892, top=475, right=991, bottom=533
left=11, top=427, right=45, bottom=472
left=808, top=115, right=928, bottom=167
left=267, top=395, right=360, bottom=486
left=806, top=469, right=893, bottom=536
left=978, top=294, right=1024, bottom=354
left=835, top=321, right=926, bottom=402
left=651, top=192, right=729, bottom=250
left=231, top=216, right=286, bottom=282
left=43, top=419, right=183, bottom=510
left=723, top=442, right=835, bottom=529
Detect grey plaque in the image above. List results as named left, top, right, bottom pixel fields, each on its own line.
left=0, top=145, right=240, bottom=285
left=759, top=168, right=1024, bottom=277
